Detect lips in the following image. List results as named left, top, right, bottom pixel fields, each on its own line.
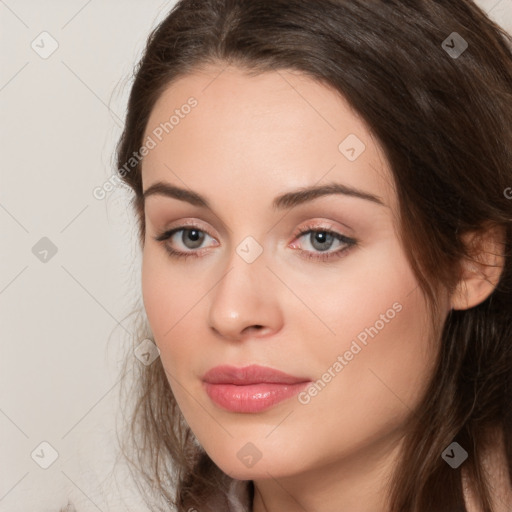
left=202, top=364, right=311, bottom=413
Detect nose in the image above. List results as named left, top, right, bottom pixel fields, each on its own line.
left=207, top=249, right=284, bottom=341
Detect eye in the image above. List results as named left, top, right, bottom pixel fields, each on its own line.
left=291, top=223, right=357, bottom=262
left=153, top=222, right=357, bottom=262
left=154, top=226, right=217, bottom=259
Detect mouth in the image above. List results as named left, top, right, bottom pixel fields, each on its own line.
left=202, top=364, right=311, bottom=413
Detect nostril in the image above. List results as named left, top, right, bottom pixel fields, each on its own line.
left=244, top=325, right=264, bottom=334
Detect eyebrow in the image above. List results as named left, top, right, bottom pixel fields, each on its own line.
left=142, top=181, right=385, bottom=210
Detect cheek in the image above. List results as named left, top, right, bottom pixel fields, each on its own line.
left=298, top=239, right=438, bottom=414
left=141, top=247, right=185, bottom=345
left=141, top=249, right=166, bottom=331
left=141, top=247, right=207, bottom=377
left=290, top=238, right=418, bottom=345
left=307, top=295, right=436, bottom=439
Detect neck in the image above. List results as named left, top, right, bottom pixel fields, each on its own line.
left=251, top=428, right=405, bottom=512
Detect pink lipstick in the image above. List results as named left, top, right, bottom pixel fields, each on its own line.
left=202, top=364, right=311, bottom=413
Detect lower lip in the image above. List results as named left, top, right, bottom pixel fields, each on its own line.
left=203, top=381, right=311, bottom=413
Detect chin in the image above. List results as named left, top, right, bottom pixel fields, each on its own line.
left=205, top=443, right=300, bottom=481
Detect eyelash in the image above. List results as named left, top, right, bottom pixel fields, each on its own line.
left=153, top=222, right=357, bottom=263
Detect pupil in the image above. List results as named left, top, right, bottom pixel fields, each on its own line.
left=183, top=229, right=204, bottom=249
left=312, top=231, right=333, bottom=251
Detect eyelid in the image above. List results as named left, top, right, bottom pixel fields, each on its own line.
left=154, top=219, right=357, bottom=262
left=155, top=219, right=217, bottom=241
left=293, top=221, right=335, bottom=238
left=156, top=219, right=348, bottom=242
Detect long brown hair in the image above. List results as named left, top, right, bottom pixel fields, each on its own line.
left=109, top=1, right=512, bottom=511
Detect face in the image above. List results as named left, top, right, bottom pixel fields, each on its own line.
left=140, top=64, right=449, bottom=481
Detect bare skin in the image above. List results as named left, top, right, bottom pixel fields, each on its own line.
left=139, top=64, right=508, bottom=512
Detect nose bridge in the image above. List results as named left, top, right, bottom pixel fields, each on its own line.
left=207, top=233, right=282, bottom=339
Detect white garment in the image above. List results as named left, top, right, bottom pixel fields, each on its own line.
left=226, top=479, right=252, bottom=512
left=203, top=478, right=252, bottom=512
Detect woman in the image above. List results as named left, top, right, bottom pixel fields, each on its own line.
left=70, top=1, right=512, bottom=511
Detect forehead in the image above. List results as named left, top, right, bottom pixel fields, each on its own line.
left=141, top=64, right=396, bottom=212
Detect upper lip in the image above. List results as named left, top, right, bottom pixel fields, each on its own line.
left=202, top=364, right=310, bottom=385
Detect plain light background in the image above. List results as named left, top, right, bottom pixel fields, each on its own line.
left=1, top=1, right=511, bottom=511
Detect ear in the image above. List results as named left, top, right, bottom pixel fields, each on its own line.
left=450, top=223, right=506, bottom=311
